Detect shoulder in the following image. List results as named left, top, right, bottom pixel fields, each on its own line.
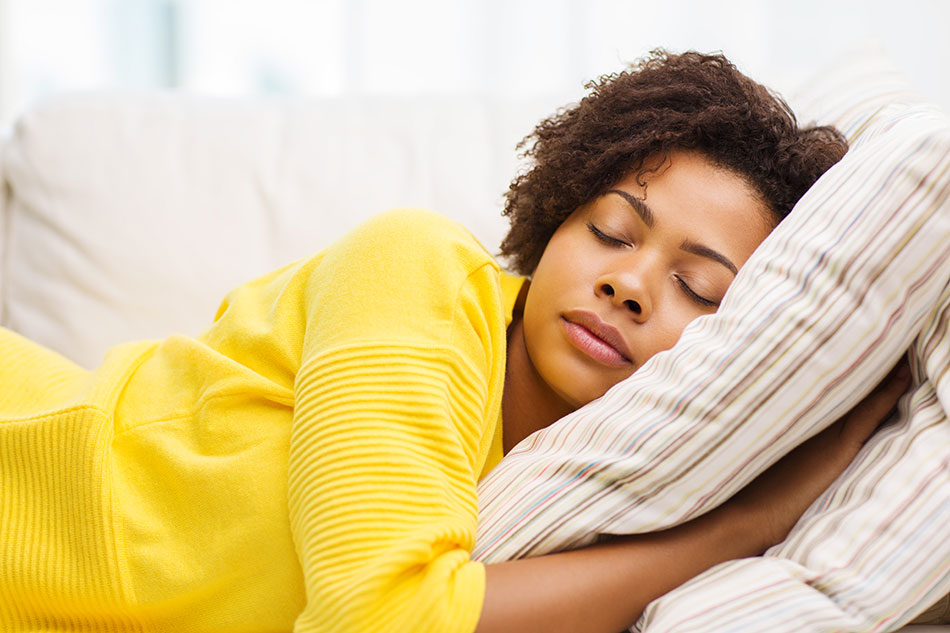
left=334, top=208, right=499, bottom=276
left=355, top=206, right=476, bottom=238
left=299, top=208, right=507, bottom=350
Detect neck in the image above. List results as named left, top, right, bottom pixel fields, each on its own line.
left=502, top=316, right=575, bottom=454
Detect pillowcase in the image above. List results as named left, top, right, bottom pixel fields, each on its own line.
left=474, top=45, right=950, bottom=631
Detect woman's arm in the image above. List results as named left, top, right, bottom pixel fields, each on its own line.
left=287, top=210, right=514, bottom=633
left=476, top=362, right=910, bottom=633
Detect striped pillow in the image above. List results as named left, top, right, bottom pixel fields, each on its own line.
left=475, top=47, right=950, bottom=631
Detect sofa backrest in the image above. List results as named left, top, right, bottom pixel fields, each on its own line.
left=0, top=92, right=564, bottom=368
left=0, top=131, right=7, bottom=321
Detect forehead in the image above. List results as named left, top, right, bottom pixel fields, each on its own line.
left=610, top=151, right=774, bottom=262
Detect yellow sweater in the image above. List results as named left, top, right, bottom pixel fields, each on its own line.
left=0, top=208, right=525, bottom=633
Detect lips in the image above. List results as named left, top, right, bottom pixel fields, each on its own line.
left=560, top=309, right=633, bottom=368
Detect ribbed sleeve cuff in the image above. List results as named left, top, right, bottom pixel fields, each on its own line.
left=288, top=342, right=489, bottom=632
left=0, top=406, right=140, bottom=630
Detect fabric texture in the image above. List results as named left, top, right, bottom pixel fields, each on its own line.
left=0, top=94, right=553, bottom=369
left=474, top=48, right=950, bottom=632
left=0, top=208, right=525, bottom=633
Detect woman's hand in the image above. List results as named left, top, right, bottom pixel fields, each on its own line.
left=476, top=359, right=911, bottom=633
left=732, top=357, right=912, bottom=551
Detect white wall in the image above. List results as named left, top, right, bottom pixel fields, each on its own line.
left=0, top=0, right=947, bottom=128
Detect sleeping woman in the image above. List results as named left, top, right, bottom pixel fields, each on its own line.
left=0, top=50, right=909, bottom=633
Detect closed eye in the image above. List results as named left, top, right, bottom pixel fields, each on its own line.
left=586, top=222, right=628, bottom=247
left=589, top=221, right=718, bottom=307
left=675, top=277, right=718, bottom=307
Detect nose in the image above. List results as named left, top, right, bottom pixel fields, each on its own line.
left=596, top=256, right=655, bottom=321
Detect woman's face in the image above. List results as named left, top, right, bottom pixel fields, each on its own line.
left=521, top=150, right=774, bottom=409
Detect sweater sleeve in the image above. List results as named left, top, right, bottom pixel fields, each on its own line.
left=287, top=209, right=508, bottom=633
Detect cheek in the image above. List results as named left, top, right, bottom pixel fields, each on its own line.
left=540, top=230, right=584, bottom=270
left=644, top=302, right=702, bottom=358
left=531, top=234, right=593, bottom=299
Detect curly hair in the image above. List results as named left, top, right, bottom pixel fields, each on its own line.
left=499, top=49, right=848, bottom=275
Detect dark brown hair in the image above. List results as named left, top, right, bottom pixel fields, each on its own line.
left=500, top=49, right=848, bottom=275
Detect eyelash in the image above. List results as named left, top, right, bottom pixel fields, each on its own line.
left=586, top=221, right=718, bottom=308
left=675, top=277, right=717, bottom=307
left=586, top=221, right=627, bottom=247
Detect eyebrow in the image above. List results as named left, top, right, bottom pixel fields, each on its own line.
left=608, top=188, right=739, bottom=276
left=680, top=239, right=738, bottom=275
left=609, top=189, right=654, bottom=228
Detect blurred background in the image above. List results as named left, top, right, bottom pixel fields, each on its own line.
left=1, top=0, right=948, bottom=130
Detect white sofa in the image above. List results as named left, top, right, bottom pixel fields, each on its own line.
left=0, top=92, right=569, bottom=369
left=1, top=91, right=947, bottom=631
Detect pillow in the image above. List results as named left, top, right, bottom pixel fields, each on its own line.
left=474, top=45, right=950, bottom=632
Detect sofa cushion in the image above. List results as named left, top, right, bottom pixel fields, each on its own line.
left=0, top=93, right=558, bottom=368
left=0, top=130, right=8, bottom=318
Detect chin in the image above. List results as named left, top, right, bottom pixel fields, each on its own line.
left=562, top=383, right=611, bottom=409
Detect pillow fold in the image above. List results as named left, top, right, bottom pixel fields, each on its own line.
left=475, top=46, right=950, bottom=632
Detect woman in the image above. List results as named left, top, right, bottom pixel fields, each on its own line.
left=0, top=51, right=906, bottom=633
